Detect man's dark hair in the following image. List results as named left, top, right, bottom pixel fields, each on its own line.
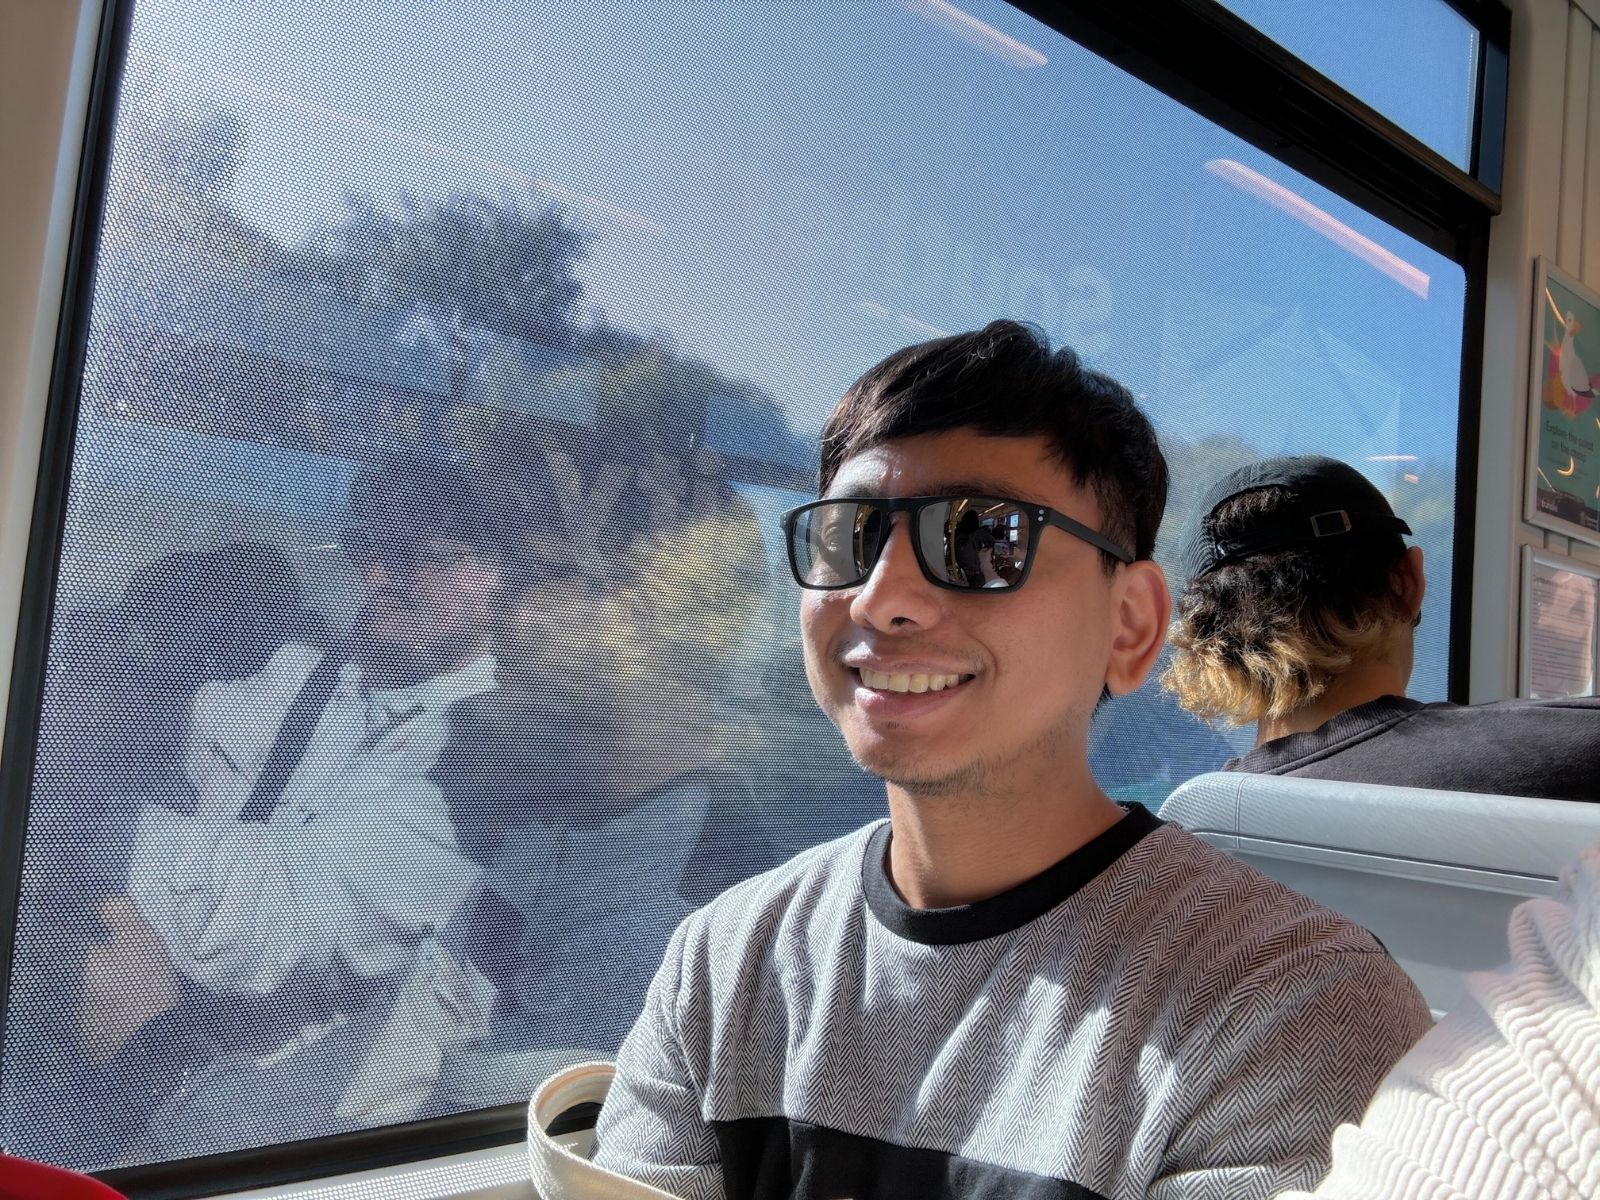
left=349, top=456, right=515, bottom=554
left=819, top=320, right=1167, bottom=570
left=346, top=455, right=556, bottom=588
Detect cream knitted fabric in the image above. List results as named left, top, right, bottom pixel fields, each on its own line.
left=1287, top=844, right=1600, bottom=1200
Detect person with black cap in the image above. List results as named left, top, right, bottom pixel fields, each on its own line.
left=1163, top=455, right=1600, bottom=800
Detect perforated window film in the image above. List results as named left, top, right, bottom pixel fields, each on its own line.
left=3, top=0, right=1464, bottom=1171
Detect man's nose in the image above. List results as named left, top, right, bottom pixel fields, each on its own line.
left=848, top=515, right=942, bottom=631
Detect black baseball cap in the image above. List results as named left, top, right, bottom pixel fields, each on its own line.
left=1182, top=456, right=1412, bottom=580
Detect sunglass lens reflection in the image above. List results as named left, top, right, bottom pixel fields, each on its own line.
left=921, top=500, right=1028, bottom=589
left=793, top=504, right=857, bottom=587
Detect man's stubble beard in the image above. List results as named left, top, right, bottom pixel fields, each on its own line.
left=851, top=710, right=1080, bottom=808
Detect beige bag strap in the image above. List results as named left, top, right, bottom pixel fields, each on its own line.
left=527, top=1062, right=683, bottom=1200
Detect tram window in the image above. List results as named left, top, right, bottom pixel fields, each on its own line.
left=1215, top=0, right=1481, bottom=169
left=2, top=0, right=1466, bottom=1178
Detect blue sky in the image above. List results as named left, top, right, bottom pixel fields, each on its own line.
left=1218, top=0, right=1480, bottom=166
left=128, top=0, right=1468, bottom=447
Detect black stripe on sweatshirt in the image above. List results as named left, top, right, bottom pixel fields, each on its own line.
left=714, top=1117, right=1110, bottom=1200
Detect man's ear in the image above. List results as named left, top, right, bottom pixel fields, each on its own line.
left=1105, top=559, right=1170, bottom=697
left=1393, top=546, right=1426, bottom=623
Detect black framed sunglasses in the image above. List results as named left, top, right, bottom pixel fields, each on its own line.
left=782, top=495, right=1133, bottom=592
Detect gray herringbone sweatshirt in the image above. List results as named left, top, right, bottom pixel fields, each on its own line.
left=595, top=805, right=1431, bottom=1200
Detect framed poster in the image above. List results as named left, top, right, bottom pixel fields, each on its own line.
left=1519, top=546, right=1600, bottom=699
left=1525, top=258, right=1600, bottom=546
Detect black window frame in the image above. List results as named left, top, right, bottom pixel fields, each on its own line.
left=0, top=0, right=1508, bottom=1195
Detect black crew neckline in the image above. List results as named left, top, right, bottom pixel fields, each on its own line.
left=861, top=803, right=1163, bottom=946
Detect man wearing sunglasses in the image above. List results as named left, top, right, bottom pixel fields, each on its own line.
left=118, top=461, right=510, bottom=1153
left=590, top=320, right=1430, bottom=1200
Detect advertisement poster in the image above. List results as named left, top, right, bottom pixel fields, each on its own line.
left=1527, top=259, right=1600, bottom=545
left=1520, top=547, right=1600, bottom=700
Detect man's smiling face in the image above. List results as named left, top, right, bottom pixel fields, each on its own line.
left=800, top=428, right=1143, bottom=798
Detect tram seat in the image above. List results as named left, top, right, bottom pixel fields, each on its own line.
left=0, top=1153, right=127, bottom=1200
left=1159, top=772, right=1600, bottom=1016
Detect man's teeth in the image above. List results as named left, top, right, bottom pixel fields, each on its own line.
left=858, top=667, right=967, bottom=693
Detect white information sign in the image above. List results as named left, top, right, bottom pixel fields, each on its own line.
left=1520, top=547, right=1600, bottom=699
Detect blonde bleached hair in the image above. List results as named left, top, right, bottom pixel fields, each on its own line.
left=1161, top=487, right=1412, bottom=725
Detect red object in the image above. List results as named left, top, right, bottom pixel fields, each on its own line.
left=0, top=1154, right=127, bottom=1200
